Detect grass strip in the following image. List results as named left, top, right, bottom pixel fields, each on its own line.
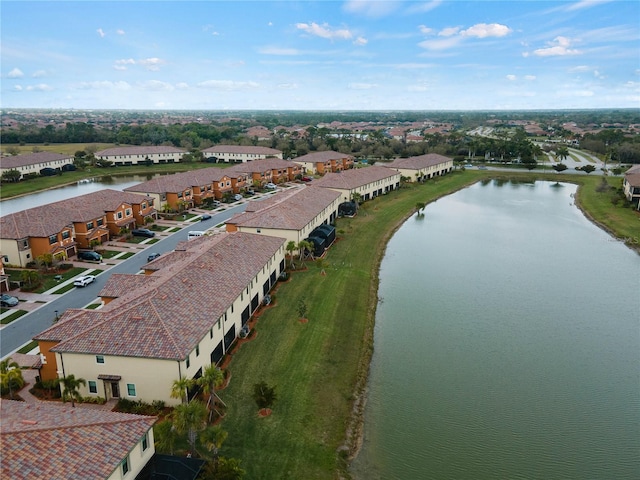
left=1, top=310, right=28, bottom=325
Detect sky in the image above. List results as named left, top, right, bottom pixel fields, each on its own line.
left=1, top=0, right=639, bottom=111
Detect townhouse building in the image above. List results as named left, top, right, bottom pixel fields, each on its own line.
left=34, top=232, right=287, bottom=406
left=312, top=165, right=402, bottom=203
left=293, top=150, right=355, bottom=175
left=226, top=186, right=342, bottom=247
left=383, top=153, right=453, bottom=181
left=226, top=158, right=303, bottom=186
left=0, top=189, right=155, bottom=267
left=0, top=151, right=74, bottom=180
left=1, top=400, right=156, bottom=480
left=202, top=145, right=283, bottom=163
left=95, top=146, right=187, bottom=166
left=124, top=166, right=249, bottom=210
left=623, top=164, right=640, bottom=210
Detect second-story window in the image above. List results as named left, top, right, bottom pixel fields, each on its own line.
left=48, top=234, right=57, bottom=245
left=87, top=221, right=94, bottom=230
left=97, top=218, right=103, bottom=226
left=117, top=212, right=123, bottom=219
left=125, top=209, right=131, bottom=216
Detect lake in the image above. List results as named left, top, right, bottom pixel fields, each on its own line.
left=350, top=180, right=640, bottom=479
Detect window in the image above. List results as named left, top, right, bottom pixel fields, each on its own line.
left=127, top=384, right=136, bottom=397
left=62, top=231, right=70, bottom=240
left=196, top=345, right=200, bottom=357
left=186, top=355, right=190, bottom=369
left=125, top=209, right=131, bottom=216
left=96, top=355, right=105, bottom=364
left=88, top=381, right=97, bottom=394
left=48, top=234, right=57, bottom=245
left=87, top=221, right=94, bottom=230
left=121, top=456, right=130, bottom=475
left=97, top=218, right=103, bottom=226
left=117, top=212, right=123, bottom=219
left=141, top=432, right=149, bottom=451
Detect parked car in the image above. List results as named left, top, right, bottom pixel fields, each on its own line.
left=478, top=165, right=488, bottom=170
left=39, top=167, right=58, bottom=176
left=212, top=200, right=221, bottom=207
left=77, top=251, right=102, bottom=262
left=73, top=275, right=96, bottom=287
left=131, top=228, right=155, bottom=238
left=201, top=214, right=212, bottom=221
left=265, top=182, right=277, bottom=190
left=233, top=194, right=243, bottom=201
left=147, top=252, right=161, bottom=262
left=1, top=294, right=19, bottom=307
left=302, top=176, right=313, bottom=182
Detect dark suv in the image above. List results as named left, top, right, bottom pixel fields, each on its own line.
left=131, top=228, right=155, bottom=238
left=77, top=251, right=102, bottom=262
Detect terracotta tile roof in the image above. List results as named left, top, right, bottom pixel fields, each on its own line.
left=98, top=273, right=163, bottom=298
left=385, top=153, right=453, bottom=170
left=7, top=353, right=42, bottom=369
left=123, top=167, right=239, bottom=194
left=227, top=186, right=341, bottom=230
left=43, top=232, right=286, bottom=360
left=202, top=145, right=281, bottom=155
left=226, top=158, right=300, bottom=174
left=313, top=165, right=400, bottom=190
left=1, top=400, right=155, bottom=480
left=294, top=150, right=353, bottom=163
left=0, top=189, right=153, bottom=239
left=0, top=152, right=72, bottom=169
left=625, top=172, right=640, bottom=187
left=95, top=145, right=186, bottom=156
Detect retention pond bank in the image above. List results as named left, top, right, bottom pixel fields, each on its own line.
left=351, top=180, right=640, bottom=479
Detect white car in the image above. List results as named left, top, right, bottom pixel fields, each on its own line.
left=73, top=275, right=96, bottom=287
left=265, top=182, right=277, bottom=190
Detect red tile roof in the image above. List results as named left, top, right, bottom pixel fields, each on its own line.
left=385, top=153, right=453, bottom=170
left=1, top=400, right=156, bottom=480
left=0, top=152, right=72, bottom=169
left=40, top=232, right=286, bottom=360
left=294, top=150, right=353, bottom=163
left=313, top=165, right=400, bottom=190
left=227, top=186, right=341, bottom=230
left=202, top=145, right=281, bottom=155
left=96, top=146, right=186, bottom=156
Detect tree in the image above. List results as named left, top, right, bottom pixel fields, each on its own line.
left=200, top=457, right=246, bottom=480
left=297, top=240, right=313, bottom=262
left=154, top=419, right=179, bottom=456
left=579, top=164, right=596, bottom=174
left=552, top=163, right=568, bottom=173
left=172, top=400, right=208, bottom=456
left=199, top=425, right=228, bottom=462
left=59, top=374, right=86, bottom=407
left=0, top=359, right=25, bottom=399
left=286, top=241, right=297, bottom=268
left=555, top=145, right=569, bottom=163
left=416, top=202, right=426, bottom=216
left=196, top=364, right=225, bottom=422
left=297, top=298, right=308, bottom=320
left=252, top=381, right=277, bottom=411
left=1, top=169, right=21, bottom=183
left=171, top=377, right=194, bottom=404
left=20, top=269, right=41, bottom=289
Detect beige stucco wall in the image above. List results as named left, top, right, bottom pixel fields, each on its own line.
left=0, top=238, right=32, bottom=267
left=106, top=428, right=155, bottom=480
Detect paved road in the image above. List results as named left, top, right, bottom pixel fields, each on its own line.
left=0, top=202, right=249, bottom=358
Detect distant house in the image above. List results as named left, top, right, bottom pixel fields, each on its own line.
left=383, top=154, right=453, bottom=181
left=202, top=145, right=283, bottom=163
left=226, top=186, right=341, bottom=247
left=293, top=150, right=355, bottom=175
left=1, top=400, right=156, bottom=480
left=0, top=152, right=74, bottom=180
left=622, top=164, right=640, bottom=210
left=95, top=146, right=187, bottom=166
left=34, top=232, right=287, bottom=405
left=226, top=158, right=303, bottom=186
left=312, top=165, right=401, bottom=203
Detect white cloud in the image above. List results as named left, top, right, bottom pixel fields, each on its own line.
left=116, top=29, right=125, bottom=35
left=439, top=27, right=460, bottom=37
left=32, top=70, right=47, bottom=78
left=506, top=74, right=517, bottom=81
left=524, top=75, right=536, bottom=81
left=13, top=85, right=23, bottom=91
left=259, top=46, right=301, bottom=55
left=461, top=23, right=511, bottom=38
left=277, top=83, right=298, bottom=89
left=138, top=58, right=166, bottom=71
left=175, top=82, right=189, bottom=90
left=532, top=36, right=581, bottom=57
left=418, top=36, right=462, bottom=51
left=348, top=82, right=377, bottom=89
left=407, top=84, right=429, bottom=92
left=342, top=0, right=399, bottom=17
left=196, top=80, right=260, bottom=91
left=565, top=0, right=614, bottom=12
left=73, top=81, right=131, bottom=90
left=419, top=25, right=434, bottom=35
left=114, top=58, right=136, bottom=71
left=25, top=84, right=54, bottom=91
left=296, top=22, right=353, bottom=41
left=8, top=68, right=24, bottom=78
left=97, top=28, right=105, bottom=38
left=407, top=1, right=443, bottom=14
left=353, top=36, right=368, bottom=46
left=138, top=80, right=174, bottom=91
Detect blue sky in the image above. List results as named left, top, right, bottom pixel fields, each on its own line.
left=2, top=0, right=639, bottom=110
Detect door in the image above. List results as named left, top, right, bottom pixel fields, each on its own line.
left=111, top=382, right=120, bottom=398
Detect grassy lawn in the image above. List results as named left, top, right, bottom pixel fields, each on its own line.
left=6, top=267, right=87, bottom=294
left=1, top=310, right=28, bottom=325
left=17, top=340, right=39, bottom=354
left=100, top=250, right=127, bottom=259
left=217, top=170, right=639, bottom=479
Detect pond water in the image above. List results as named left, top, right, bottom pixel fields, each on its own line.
left=350, top=180, right=640, bottom=480
left=0, top=173, right=164, bottom=215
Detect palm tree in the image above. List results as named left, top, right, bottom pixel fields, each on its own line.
left=171, top=377, right=194, bottom=405
left=199, top=425, right=228, bottom=462
left=0, top=359, right=25, bottom=400
left=297, top=240, right=313, bottom=262
left=286, top=240, right=297, bottom=268
left=59, top=374, right=86, bottom=407
left=154, top=419, right=179, bottom=455
left=556, top=145, right=569, bottom=164
left=196, top=364, right=225, bottom=422
left=172, top=400, right=208, bottom=456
